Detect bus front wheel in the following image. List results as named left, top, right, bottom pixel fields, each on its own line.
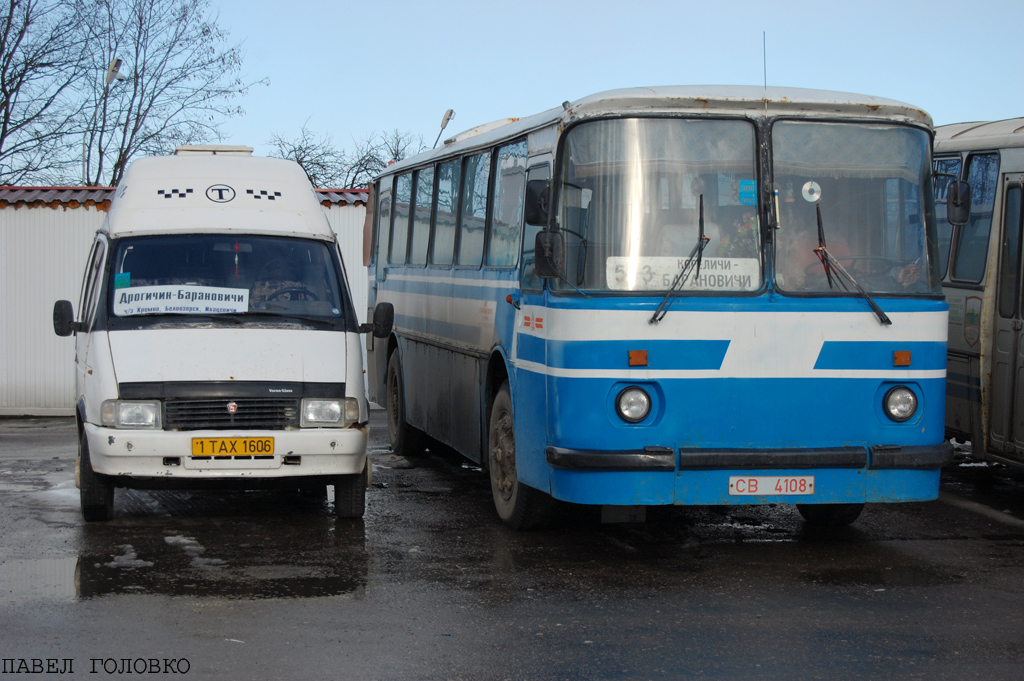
left=797, top=502, right=863, bottom=526
left=386, top=352, right=425, bottom=457
left=488, top=382, right=553, bottom=530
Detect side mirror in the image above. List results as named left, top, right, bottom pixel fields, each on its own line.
left=359, top=302, right=394, bottom=338
left=947, top=180, right=971, bottom=227
left=524, top=179, right=550, bottom=225
left=535, top=231, right=564, bottom=279
left=53, top=300, right=79, bottom=337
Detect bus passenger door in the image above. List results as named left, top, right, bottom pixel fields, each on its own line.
left=990, top=179, right=1023, bottom=455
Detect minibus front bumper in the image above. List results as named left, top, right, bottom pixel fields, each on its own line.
left=83, top=422, right=368, bottom=482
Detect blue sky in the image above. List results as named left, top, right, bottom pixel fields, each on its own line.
left=212, top=0, right=1022, bottom=167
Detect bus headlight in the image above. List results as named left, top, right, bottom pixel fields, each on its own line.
left=101, top=400, right=162, bottom=429
left=883, top=386, right=917, bottom=422
left=616, top=387, right=651, bottom=423
left=301, top=398, right=359, bottom=427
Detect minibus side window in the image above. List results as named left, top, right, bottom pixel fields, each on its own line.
left=952, top=153, right=999, bottom=282
left=458, top=151, right=491, bottom=267
left=80, top=240, right=107, bottom=331
left=486, top=140, right=528, bottom=267
left=432, top=160, right=460, bottom=265
left=409, top=167, right=434, bottom=265
left=390, top=173, right=413, bottom=264
left=1000, top=185, right=1023, bottom=318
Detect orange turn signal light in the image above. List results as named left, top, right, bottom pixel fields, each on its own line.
left=893, top=351, right=911, bottom=367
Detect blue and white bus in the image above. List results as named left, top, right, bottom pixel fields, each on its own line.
left=364, top=86, right=952, bottom=529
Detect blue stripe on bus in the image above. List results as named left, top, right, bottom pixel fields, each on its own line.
left=813, top=341, right=947, bottom=371
left=538, top=294, right=948, bottom=315
left=516, top=334, right=730, bottom=370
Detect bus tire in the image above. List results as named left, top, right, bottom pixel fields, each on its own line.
left=796, top=502, right=863, bottom=526
left=80, top=432, right=114, bottom=522
left=386, top=351, right=425, bottom=456
left=334, top=467, right=366, bottom=519
left=488, top=382, right=554, bottom=530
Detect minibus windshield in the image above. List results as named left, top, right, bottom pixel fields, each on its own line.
left=108, top=234, right=345, bottom=322
left=773, top=121, right=940, bottom=295
left=553, top=117, right=761, bottom=294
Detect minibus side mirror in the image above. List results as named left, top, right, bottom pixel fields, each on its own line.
left=359, top=302, right=394, bottom=338
left=535, top=231, right=564, bottom=279
left=524, top=179, right=550, bottom=226
left=53, top=300, right=80, bottom=337
left=947, top=180, right=971, bottom=227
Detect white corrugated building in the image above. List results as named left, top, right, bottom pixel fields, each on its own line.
left=0, top=185, right=368, bottom=415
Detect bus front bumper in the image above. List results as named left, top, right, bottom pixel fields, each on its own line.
left=544, top=443, right=953, bottom=506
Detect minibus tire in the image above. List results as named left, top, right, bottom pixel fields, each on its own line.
left=386, top=352, right=425, bottom=456
left=79, top=432, right=114, bottom=522
left=488, top=382, right=554, bottom=530
left=334, top=469, right=366, bottom=519
left=796, top=502, right=863, bottom=526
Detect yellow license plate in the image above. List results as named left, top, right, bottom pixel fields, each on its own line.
left=191, top=437, right=275, bottom=457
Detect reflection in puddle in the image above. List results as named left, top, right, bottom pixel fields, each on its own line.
left=0, top=558, right=78, bottom=602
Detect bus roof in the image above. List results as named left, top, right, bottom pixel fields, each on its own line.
left=934, top=118, right=1024, bottom=152
left=103, top=154, right=335, bottom=241
left=383, top=85, right=932, bottom=176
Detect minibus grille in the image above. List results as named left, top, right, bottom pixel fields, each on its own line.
left=164, top=398, right=300, bottom=430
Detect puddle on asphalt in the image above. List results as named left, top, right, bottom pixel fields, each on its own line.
left=0, top=557, right=78, bottom=602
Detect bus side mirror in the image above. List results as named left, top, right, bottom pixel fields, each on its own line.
left=535, top=231, right=564, bottom=279
left=359, top=302, right=394, bottom=338
left=53, top=300, right=79, bottom=337
left=524, top=179, right=550, bottom=225
left=947, top=180, right=971, bottom=227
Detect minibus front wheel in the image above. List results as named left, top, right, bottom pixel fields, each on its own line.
left=488, top=382, right=553, bottom=530
left=79, top=432, right=114, bottom=522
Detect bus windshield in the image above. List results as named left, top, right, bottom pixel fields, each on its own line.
left=108, top=234, right=346, bottom=322
left=553, top=118, right=761, bottom=293
left=773, top=121, right=940, bottom=295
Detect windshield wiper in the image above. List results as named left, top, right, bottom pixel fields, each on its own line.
left=813, top=204, right=892, bottom=326
left=649, top=195, right=709, bottom=324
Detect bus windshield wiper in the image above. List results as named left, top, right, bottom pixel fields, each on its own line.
left=813, top=204, right=892, bottom=326
left=649, top=195, right=709, bottom=325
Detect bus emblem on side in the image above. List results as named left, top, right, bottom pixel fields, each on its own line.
left=206, top=184, right=236, bottom=203
left=226, top=401, right=238, bottom=414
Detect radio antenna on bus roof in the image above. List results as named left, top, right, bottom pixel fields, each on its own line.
left=433, top=109, right=456, bottom=149
left=763, top=32, right=768, bottom=113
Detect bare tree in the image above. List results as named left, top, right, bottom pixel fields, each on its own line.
left=269, top=127, right=425, bottom=189
left=78, top=0, right=265, bottom=186
left=0, top=0, right=88, bottom=185
left=267, top=122, right=348, bottom=189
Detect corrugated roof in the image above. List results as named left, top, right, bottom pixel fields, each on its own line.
left=0, top=186, right=368, bottom=210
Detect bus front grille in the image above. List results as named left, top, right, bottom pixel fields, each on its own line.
left=164, top=399, right=300, bottom=430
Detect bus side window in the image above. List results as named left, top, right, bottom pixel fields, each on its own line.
left=409, top=167, right=434, bottom=265
left=933, top=156, right=961, bottom=278
left=390, top=173, right=413, bottom=264
left=486, top=140, right=528, bottom=268
left=458, top=151, right=491, bottom=267
left=952, top=153, right=999, bottom=282
left=432, top=160, right=460, bottom=265
left=376, top=189, right=392, bottom=267
left=520, top=164, right=551, bottom=291
left=1000, top=185, right=1023, bottom=318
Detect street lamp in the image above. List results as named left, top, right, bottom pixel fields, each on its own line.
left=82, top=58, right=128, bottom=185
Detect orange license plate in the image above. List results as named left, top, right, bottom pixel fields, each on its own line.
left=191, top=437, right=274, bottom=457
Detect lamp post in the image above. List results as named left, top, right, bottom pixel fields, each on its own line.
left=82, top=58, right=127, bottom=185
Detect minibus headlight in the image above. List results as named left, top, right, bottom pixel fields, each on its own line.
left=883, top=386, right=917, bottom=422
left=616, top=387, right=651, bottom=423
left=101, top=400, right=162, bottom=429
left=301, top=398, right=359, bottom=427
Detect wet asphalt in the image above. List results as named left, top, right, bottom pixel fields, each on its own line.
left=1, top=414, right=1024, bottom=680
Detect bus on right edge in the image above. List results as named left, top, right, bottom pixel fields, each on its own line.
left=936, top=118, right=1024, bottom=468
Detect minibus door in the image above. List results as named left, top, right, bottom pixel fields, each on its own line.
left=989, top=178, right=1023, bottom=456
